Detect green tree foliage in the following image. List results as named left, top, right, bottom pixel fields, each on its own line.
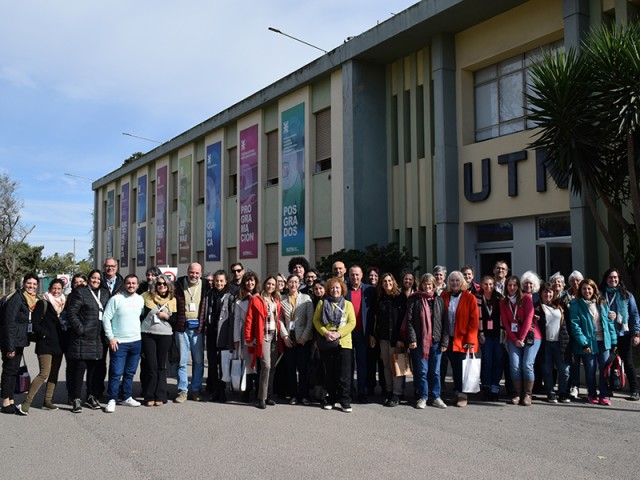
left=528, top=23, right=640, bottom=289
left=315, top=243, right=419, bottom=281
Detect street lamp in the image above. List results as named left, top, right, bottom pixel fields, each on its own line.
left=268, top=27, right=328, bottom=54
left=122, top=132, right=162, bottom=144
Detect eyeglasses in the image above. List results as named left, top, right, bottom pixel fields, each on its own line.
left=156, top=282, right=167, bottom=286
left=104, top=265, right=117, bottom=269
left=231, top=269, right=243, bottom=273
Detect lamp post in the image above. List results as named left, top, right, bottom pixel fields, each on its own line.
left=268, top=27, right=327, bottom=54
left=122, top=132, right=162, bottom=144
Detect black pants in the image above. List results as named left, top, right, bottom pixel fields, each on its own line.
left=93, top=345, right=108, bottom=398
left=141, top=333, right=172, bottom=402
left=1, top=347, right=24, bottom=400
left=617, top=334, right=639, bottom=394
left=206, top=334, right=222, bottom=394
left=284, top=342, right=310, bottom=399
left=321, top=347, right=352, bottom=405
left=68, top=358, right=101, bottom=400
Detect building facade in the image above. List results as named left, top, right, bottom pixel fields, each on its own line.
left=93, top=0, right=637, bottom=279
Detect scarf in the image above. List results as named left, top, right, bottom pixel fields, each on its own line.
left=321, top=296, right=346, bottom=328
left=23, top=290, right=38, bottom=311
left=412, top=291, right=433, bottom=359
left=143, top=291, right=177, bottom=313
left=45, top=292, right=65, bottom=315
left=605, top=286, right=629, bottom=327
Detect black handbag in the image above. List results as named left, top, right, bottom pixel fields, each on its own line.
left=15, top=357, right=31, bottom=394
left=315, top=331, right=339, bottom=351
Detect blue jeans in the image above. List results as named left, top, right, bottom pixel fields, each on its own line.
left=544, top=341, right=569, bottom=395
left=583, top=341, right=610, bottom=398
left=507, top=339, right=541, bottom=382
left=107, top=340, right=141, bottom=401
left=351, top=329, right=367, bottom=396
left=410, top=343, right=442, bottom=400
left=177, top=329, right=204, bottom=392
left=481, top=335, right=504, bottom=393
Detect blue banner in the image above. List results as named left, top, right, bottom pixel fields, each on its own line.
left=281, top=103, right=305, bottom=255
left=206, top=142, right=222, bottom=261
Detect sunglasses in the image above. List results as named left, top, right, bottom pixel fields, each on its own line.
left=232, top=269, right=243, bottom=273
left=156, top=282, right=167, bottom=286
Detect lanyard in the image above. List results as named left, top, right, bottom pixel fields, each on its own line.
left=483, top=297, right=493, bottom=317
left=89, top=289, right=103, bottom=312
left=186, top=284, right=199, bottom=302
left=606, top=292, right=617, bottom=309
left=510, top=302, right=518, bottom=322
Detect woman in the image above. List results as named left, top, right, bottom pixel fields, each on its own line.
left=368, top=273, right=405, bottom=407
left=366, top=267, right=380, bottom=287
left=66, top=269, right=110, bottom=413
left=500, top=276, right=541, bottom=406
left=244, top=276, right=283, bottom=409
left=280, top=274, right=314, bottom=405
left=19, top=279, right=67, bottom=414
left=311, top=279, right=326, bottom=309
left=477, top=275, right=503, bottom=401
left=233, top=271, right=260, bottom=402
left=521, top=270, right=544, bottom=394
left=570, top=279, right=617, bottom=405
left=313, top=277, right=356, bottom=412
left=404, top=273, right=448, bottom=409
left=433, top=266, right=447, bottom=295
left=205, top=270, right=235, bottom=403
left=440, top=271, right=479, bottom=407
left=1, top=273, right=39, bottom=415
left=401, top=271, right=417, bottom=300
left=536, top=282, right=571, bottom=403
left=276, top=273, right=287, bottom=296
left=140, top=274, right=176, bottom=406
left=565, top=270, right=584, bottom=399
left=599, top=268, right=640, bottom=401
left=64, top=273, right=87, bottom=402
left=137, top=266, right=162, bottom=295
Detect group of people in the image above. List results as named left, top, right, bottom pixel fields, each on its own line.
left=1, top=255, right=638, bottom=417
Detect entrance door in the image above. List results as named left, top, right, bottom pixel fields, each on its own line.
left=478, top=250, right=513, bottom=278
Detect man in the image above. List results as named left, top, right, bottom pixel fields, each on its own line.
left=301, top=268, right=319, bottom=296
left=101, top=258, right=125, bottom=296
left=228, top=262, right=244, bottom=296
left=493, top=260, right=509, bottom=296
left=461, top=265, right=480, bottom=295
left=173, top=263, right=207, bottom=403
left=102, top=274, right=144, bottom=413
left=288, top=256, right=310, bottom=282
left=332, top=261, right=346, bottom=281
left=345, top=265, right=375, bottom=403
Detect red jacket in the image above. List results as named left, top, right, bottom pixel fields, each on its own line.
left=244, top=294, right=282, bottom=368
left=440, top=290, right=480, bottom=353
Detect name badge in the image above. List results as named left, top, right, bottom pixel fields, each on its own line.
left=289, top=320, right=296, bottom=331
left=487, top=320, right=493, bottom=330
left=99, top=311, right=103, bottom=321
left=27, top=323, right=33, bottom=333
left=511, top=323, right=518, bottom=333
left=189, top=302, right=196, bottom=312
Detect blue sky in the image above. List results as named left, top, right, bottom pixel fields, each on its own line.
left=0, top=1, right=415, bottom=260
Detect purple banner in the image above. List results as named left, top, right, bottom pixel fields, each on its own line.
left=239, top=125, right=259, bottom=259
left=205, top=142, right=222, bottom=261
left=156, top=167, right=167, bottom=265
left=137, top=226, right=146, bottom=267
left=120, top=183, right=129, bottom=267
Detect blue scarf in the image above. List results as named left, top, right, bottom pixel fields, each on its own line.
left=605, top=286, right=628, bottom=329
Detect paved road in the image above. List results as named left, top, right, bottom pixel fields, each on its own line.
left=2, top=346, right=638, bottom=480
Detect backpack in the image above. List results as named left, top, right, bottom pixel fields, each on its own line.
left=604, top=353, right=626, bottom=392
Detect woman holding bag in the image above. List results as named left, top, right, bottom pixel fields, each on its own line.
left=140, top=275, right=176, bottom=406
left=234, top=271, right=260, bottom=402
left=20, top=278, right=67, bottom=414
left=500, top=276, right=541, bottom=406
left=2, top=273, right=39, bottom=416
left=404, top=273, right=448, bottom=409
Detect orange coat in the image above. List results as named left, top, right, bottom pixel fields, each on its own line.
left=244, top=294, right=282, bottom=368
left=440, top=290, right=480, bottom=353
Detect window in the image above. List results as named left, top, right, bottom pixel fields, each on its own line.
left=477, top=222, right=513, bottom=243
left=315, top=108, right=331, bottom=172
left=227, top=147, right=237, bottom=196
left=537, top=215, right=571, bottom=239
left=131, top=187, right=137, bottom=224
left=474, top=40, right=562, bottom=142
left=150, top=180, right=156, bottom=217
left=171, top=171, right=178, bottom=212
left=197, top=160, right=205, bottom=205
left=266, top=130, right=279, bottom=186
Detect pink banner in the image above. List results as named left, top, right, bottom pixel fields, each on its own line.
left=156, top=166, right=167, bottom=265
left=239, top=124, right=258, bottom=259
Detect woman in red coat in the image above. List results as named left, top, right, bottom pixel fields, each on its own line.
left=244, top=276, right=283, bottom=409
left=440, top=271, right=479, bottom=407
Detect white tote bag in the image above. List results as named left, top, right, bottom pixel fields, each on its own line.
left=230, top=350, right=246, bottom=392
left=462, top=347, right=481, bottom=393
left=220, top=350, right=233, bottom=383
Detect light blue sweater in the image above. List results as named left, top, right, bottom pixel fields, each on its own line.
left=102, top=293, right=144, bottom=343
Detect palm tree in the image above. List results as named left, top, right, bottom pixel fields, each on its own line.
left=528, top=23, right=640, bottom=289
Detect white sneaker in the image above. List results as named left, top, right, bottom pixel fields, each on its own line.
left=432, top=397, right=447, bottom=409
left=415, top=398, right=427, bottom=409
left=122, top=397, right=141, bottom=407
left=105, top=400, right=116, bottom=413
left=569, top=386, right=579, bottom=399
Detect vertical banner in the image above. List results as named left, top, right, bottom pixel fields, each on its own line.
left=239, top=125, right=259, bottom=259
left=137, top=226, right=146, bottom=267
left=106, top=189, right=115, bottom=258
left=137, top=175, right=147, bottom=224
left=120, top=183, right=129, bottom=267
left=281, top=103, right=305, bottom=255
left=205, top=142, right=222, bottom=261
left=156, top=166, right=167, bottom=266
left=178, top=155, right=192, bottom=263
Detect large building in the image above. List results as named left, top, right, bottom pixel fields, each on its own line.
left=93, top=0, right=637, bottom=279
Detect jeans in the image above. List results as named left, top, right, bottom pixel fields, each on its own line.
left=177, top=329, right=204, bottom=392
left=583, top=341, right=610, bottom=398
left=544, top=341, right=569, bottom=395
left=107, top=340, right=141, bottom=401
left=284, top=342, right=310, bottom=399
left=410, top=343, right=442, bottom=400
left=141, top=333, right=172, bottom=402
left=507, top=339, right=541, bottom=382
left=351, top=329, right=367, bottom=396
left=481, top=335, right=504, bottom=393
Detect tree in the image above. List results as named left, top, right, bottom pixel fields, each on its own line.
left=527, top=23, right=640, bottom=289
left=0, top=172, right=36, bottom=292
left=315, top=243, right=419, bottom=281
left=41, top=252, right=76, bottom=275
